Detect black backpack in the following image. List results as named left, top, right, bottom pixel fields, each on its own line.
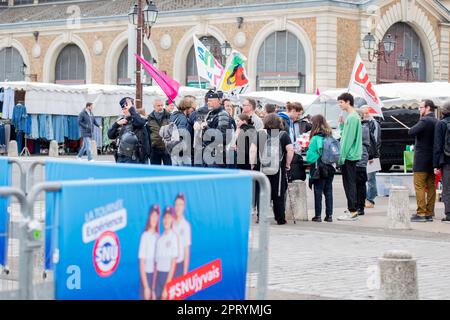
left=444, top=119, right=450, bottom=157
left=118, top=124, right=139, bottom=158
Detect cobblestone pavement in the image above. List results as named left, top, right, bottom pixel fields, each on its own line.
left=263, top=223, right=450, bottom=300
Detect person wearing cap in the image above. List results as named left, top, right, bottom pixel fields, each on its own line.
left=203, top=90, right=234, bottom=167
left=155, top=206, right=179, bottom=300
left=147, top=99, right=171, bottom=165
left=107, top=97, right=147, bottom=163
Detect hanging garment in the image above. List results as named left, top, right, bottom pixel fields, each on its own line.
left=4, top=124, right=11, bottom=147
left=38, top=114, right=54, bottom=140
left=2, top=88, right=14, bottom=120
left=52, top=115, right=65, bottom=143
left=102, top=116, right=115, bottom=146
left=92, top=117, right=103, bottom=148
left=67, top=116, right=80, bottom=141
left=12, top=104, right=28, bottom=133
left=0, top=123, right=5, bottom=146
left=0, top=88, right=4, bottom=114
left=30, top=114, right=39, bottom=140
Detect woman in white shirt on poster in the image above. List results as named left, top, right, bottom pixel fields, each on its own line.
left=138, top=204, right=160, bottom=300
left=172, top=193, right=192, bottom=278
left=155, top=206, right=179, bottom=300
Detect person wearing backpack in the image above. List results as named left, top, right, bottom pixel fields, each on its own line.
left=202, top=91, right=234, bottom=168
left=355, top=109, right=373, bottom=216
left=409, top=99, right=438, bottom=222
left=337, top=93, right=362, bottom=222
left=433, top=101, right=450, bottom=223
left=148, top=99, right=171, bottom=165
left=107, top=97, right=147, bottom=164
left=360, top=106, right=382, bottom=209
left=167, top=97, right=196, bottom=166
left=260, top=113, right=294, bottom=225
left=306, top=115, right=337, bottom=222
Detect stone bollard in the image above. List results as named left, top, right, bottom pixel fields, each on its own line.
left=286, top=180, right=309, bottom=222
left=90, top=139, right=98, bottom=159
left=387, top=186, right=411, bottom=230
left=7, top=140, right=18, bottom=157
left=378, top=250, right=419, bottom=300
left=48, top=140, right=59, bottom=157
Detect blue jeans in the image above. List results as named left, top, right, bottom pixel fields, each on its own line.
left=77, top=137, right=92, bottom=160
left=366, top=172, right=378, bottom=203
left=313, top=175, right=334, bottom=218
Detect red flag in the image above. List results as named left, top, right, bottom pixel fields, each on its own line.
left=135, top=54, right=180, bottom=103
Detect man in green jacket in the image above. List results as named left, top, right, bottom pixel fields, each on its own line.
left=337, top=93, right=362, bottom=221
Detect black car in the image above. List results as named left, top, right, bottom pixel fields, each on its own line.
left=379, top=106, right=419, bottom=171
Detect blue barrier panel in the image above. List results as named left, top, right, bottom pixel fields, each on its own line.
left=45, top=160, right=237, bottom=270
left=0, top=158, right=11, bottom=266
left=53, top=174, right=252, bottom=300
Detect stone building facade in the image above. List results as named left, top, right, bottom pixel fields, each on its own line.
left=0, top=0, right=449, bottom=94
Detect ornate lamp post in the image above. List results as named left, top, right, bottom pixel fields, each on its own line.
left=128, top=0, right=158, bottom=109
left=363, top=32, right=396, bottom=83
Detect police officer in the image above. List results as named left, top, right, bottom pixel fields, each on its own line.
left=201, top=91, right=234, bottom=167
left=107, top=97, right=148, bottom=164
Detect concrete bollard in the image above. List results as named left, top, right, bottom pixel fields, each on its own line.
left=286, top=180, right=309, bottom=222
left=7, top=140, right=18, bottom=157
left=90, top=139, right=98, bottom=159
left=48, top=140, right=59, bottom=157
left=378, top=250, right=419, bottom=300
left=387, top=186, right=411, bottom=230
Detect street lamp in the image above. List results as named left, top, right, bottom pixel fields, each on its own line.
left=128, top=0, right=159, bottom=109
left=221, top=41, right=232, bottom=58
left=363, top=32, right=396, bottom=63
left=397, top=54, right=419, bottom=81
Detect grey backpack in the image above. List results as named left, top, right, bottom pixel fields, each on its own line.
left=321, top=136, right=340, bottom=165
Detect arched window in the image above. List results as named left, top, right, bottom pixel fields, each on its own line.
left=0, top=47, right=25, bottom=82
left=256, top=31, right=306, bottom=93
left=117, top=45, right=153, bottom=85
left=186, top=36, right=223, bottom=88
left=378, top=23, right=427, bottom=83
left=55, top=44, right=86, bottom=84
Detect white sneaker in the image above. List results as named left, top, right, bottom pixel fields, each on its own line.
left=88, top=159, right=94, bottom=162
left=76, top=157, right=82, bottom=161
left=337, top=211, right=359, bottom=221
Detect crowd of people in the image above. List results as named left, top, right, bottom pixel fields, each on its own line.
left=76, top=88, right=450, bottom=225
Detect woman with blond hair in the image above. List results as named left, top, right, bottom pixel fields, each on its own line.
left=306, top=115, right=335, bottom=222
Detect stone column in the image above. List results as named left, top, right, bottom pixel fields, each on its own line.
left=90, top=139, right=98, bottom=159
left=315, top=15, right=337, bottom=91
left=378, top=250, right=419, bottom=300
left=286, top=180, right=309, bottom=222
left=387, top=186, right=411, bottom=230
left=48, top=140, right=59, bottom=157
left=7, top=141, right=18, bottom=157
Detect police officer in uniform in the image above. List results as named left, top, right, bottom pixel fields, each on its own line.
left=107, top=97, right=148, bottom=164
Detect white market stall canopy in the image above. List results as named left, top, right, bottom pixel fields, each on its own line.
left=0, top=82, right=207, bottom=117
left=319, top=82, right=450, bottom=105
left=239, top=91, right=318, bottom=108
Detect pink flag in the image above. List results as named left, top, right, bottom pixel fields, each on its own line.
left=135, top=54, right=180, bottom=103
left=316, top=88, right=320, bottom=96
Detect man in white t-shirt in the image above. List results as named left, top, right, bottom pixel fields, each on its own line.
left=155, top=207, right=179, bottom=300
left=172, top=193, right=192, bottom=278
